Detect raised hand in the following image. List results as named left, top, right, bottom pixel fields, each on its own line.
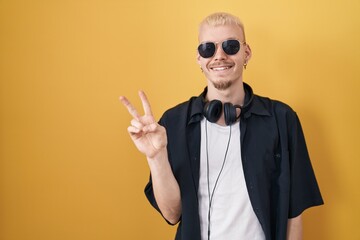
left=119, top=91, right=167, bottom=159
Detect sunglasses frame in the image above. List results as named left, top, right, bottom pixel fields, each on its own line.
left=197, top=39, right=246, bottom=58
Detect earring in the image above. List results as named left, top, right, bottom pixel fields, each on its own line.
left=200, top=66, right=203, bottom=73
left=243, top=62, right=247, bottom=69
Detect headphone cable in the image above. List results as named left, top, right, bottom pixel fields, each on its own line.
left=205, top=120, right=232, bottom=240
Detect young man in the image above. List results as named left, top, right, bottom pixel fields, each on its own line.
left=120, top=12, right=323, bottom=240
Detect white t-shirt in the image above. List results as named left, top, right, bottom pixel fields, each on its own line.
left=198, top=119, right=265, bottom=240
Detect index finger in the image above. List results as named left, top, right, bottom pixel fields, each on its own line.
left=119, top=96, right=141, bottom=120
left=138, top=90, right=153, bottom=116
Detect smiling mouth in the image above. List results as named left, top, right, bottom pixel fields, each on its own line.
left=211, top=66, right=233, bottom=71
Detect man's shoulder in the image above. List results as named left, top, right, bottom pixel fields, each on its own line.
left=159, top=96, right=198, bottom=126
left=163, top=98, right=193, bottom=116
left=254, top=94, right=295, bottom=115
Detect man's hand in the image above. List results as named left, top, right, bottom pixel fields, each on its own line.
left=120, top=91, right=181, bottom=224
left=120, top=91, right=167, bottom=159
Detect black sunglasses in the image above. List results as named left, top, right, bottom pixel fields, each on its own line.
left=197, top=39, right=245, bottom=58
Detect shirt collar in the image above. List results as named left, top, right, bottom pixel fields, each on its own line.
left=188, top=82, right=271, bottom=124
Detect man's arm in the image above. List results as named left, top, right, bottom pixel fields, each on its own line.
left=147, top=149, right=181, bottom=224
left=287, top=215, right=303, bottom=240
left=120, top=91, right=181, bottom=224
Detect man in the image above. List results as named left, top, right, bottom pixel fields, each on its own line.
left=120, top=12, right=323, bottom=240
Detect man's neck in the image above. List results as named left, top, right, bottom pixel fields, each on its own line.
left=205, top=80, right=246, bottom=126
left=206, top=80, right=245, bottom=106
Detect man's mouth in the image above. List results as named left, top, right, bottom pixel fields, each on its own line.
left=211, top=66, right=232, bottom=71
left=209, top=61, right=234, bottom=71
left=210, top=64, right=234, bottom=71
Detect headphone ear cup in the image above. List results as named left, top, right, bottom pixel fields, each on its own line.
left=224, top=102, right=237, bottom=125
left=204, top=100, right=222, bottom=123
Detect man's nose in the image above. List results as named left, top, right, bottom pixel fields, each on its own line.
left=213, top=44, right=227, bottom=60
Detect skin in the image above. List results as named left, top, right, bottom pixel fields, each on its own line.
left=120, top=22, right=302, bottom=239
left=287, top=215, right=303, bottom=240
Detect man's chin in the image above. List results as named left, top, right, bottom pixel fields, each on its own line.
left=211, top=79, right=233, bottom=90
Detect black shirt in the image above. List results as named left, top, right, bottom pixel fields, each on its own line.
left=145, top=83, right=323, bottom=240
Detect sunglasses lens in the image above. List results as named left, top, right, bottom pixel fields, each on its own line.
left=198, top=42, right=216, bottom=58
left=222, top=40, right=240, bottom=55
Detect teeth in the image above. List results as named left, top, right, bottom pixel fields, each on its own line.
left=212, top=67, right=229, bottom=71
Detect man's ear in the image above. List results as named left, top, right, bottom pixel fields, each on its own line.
left=197, top=53, right=204, bottom=73
left=244, top=43, right=252, bottom=62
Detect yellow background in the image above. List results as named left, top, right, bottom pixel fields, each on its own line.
left=1, top=0, right=359, bottom=239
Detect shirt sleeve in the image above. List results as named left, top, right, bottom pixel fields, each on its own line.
left=287, top=111, right=324, bottom=218
left=144, top=175, right=160, bottom=212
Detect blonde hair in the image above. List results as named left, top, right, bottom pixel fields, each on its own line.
left=199, top=12, right=246, bottom=41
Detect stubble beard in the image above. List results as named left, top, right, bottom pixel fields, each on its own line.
left=211, top=78, right=234, bottom=90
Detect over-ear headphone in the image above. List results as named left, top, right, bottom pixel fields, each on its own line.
left=203, top=100, right=241, bottom=126
left=201, top=83, right=255, bottom=125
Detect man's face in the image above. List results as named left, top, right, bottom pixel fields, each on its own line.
left=197, top=24, right=251, bottom=90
